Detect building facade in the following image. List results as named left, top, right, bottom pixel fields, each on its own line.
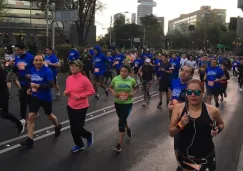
left=156, top=16, right=164, bottom=34
left=131, top=13, right=136, bottom=24
left=137, top=0, right=157, bottom=25
left=168, top=6, right=226, bottom=33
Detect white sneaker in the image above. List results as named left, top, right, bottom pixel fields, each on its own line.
left=239, top=88, right=243, bottom=92
left=20, top=119, right=26, bottom=125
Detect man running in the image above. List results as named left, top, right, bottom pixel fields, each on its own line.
left=13, top=43, right=34, bottom=125
left=92, top=46, right=109, bottom=101
left=45, top=47, right=60, bottom=99
left=205, top=59, right=224, bottom=108
left=169, top=53, right=181, bottom=80
left=139, top=58, right=154, bottom=107
left=20, top=55, right=62, bottom=148
left=157, top=55, right=172, bottom=108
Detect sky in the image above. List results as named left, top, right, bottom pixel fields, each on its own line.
left=95, top=0, right=243, bottom=36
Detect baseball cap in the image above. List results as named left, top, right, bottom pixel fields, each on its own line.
left=145, top=58, right=151, bottom=63
left=69, top=60, right=83, bottom=68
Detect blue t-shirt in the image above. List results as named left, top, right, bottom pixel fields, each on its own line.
left=68, top=49, right=80, bottom=61
left=30, top=66, right=54, bottom=102
left=44, top=54, right=58, bottom=76
left=205, top=66, right=224, bottom=88
left=113, top=55, right=125, bottom=70
left=93, top=54, right=108, bottom=76
left=154, top=58, right=161, bottom=74
left=232, top=60, right=240, bottom=69
left=170, top=78, right=187, bottom=102
left=14, top=52, right=34, bottom=85
left=133, top=58, right=143, bottom=69
left=169, top=58, right=180, bottom=79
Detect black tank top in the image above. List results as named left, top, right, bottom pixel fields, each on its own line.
left=178, top=103, right=215, bottom=158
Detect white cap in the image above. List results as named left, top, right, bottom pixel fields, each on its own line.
left=145, top=58, right=151, bottom=63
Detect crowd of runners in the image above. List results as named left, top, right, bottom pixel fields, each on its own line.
left=2, top=43, right=243, bottom=170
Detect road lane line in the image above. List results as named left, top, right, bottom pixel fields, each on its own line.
left=0, top=92, right=158, bottom=147
left=0, top=94, right=158, bottom=155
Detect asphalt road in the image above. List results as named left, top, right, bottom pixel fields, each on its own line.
left=0, top=75, right=243, bottom=171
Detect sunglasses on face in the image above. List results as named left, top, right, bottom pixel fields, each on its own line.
left=186, top=89, right=202, bottom=96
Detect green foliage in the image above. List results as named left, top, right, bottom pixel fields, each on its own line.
left=140, top=14, right=158, bottom=28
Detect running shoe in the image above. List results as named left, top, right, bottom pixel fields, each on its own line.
left=71, top=145, right=85, bottom=153
left=127, top=127, right=132, bottom=138
left=113, top=143, right=122, bottom=152
left=17, top=122, right=25, bottom=135
left=87, top=132, right=94, bottom=147
left=92, top=95, right=100, bottom=101
left=56, top=94, right=61, bottom=100
left=220, top=97, right=223, bottom=101
left=142, top=102, right=147, bottom=107
left=20, top=137, right=34, bottom=148
left=55, top=124, right=62, bottom=137
left=105, top=90, right=109, bottom=97
left=239, top=88, right=243, bottom=92
left=157, top=102, right=162, bottom=108
left=148, top=95, right=151, bottom=103
left=176, top=166, right=183, bottom=171
left=20, top=119, right=26, bottom=126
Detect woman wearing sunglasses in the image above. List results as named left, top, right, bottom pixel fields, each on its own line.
left=169, top=79, right=224, bottom=171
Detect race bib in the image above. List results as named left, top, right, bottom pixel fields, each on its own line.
left=115, top=61, right=119, bottom=65
left=234, top=63, right=237, bottom=66
left=17, top=62, right=26, bottom=70
left=135, top=64, right=138, bottom=67
left=32, top=88, right=38, bottom=92
left=94, top=68, right=99, bottom=73
left=118, top=92, right=128, bottom=100
left=208, top=81, right=215, bottom=86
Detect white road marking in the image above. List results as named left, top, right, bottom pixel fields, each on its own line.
left=0, top=94, right=158, bottom=155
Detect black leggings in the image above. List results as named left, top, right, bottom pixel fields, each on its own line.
left=114, top=103, right=133, bottom=132
left=67, top=105, right=92, bottom=146
left=239, top=76, right=243, bottom=88
left=0, top=94, right=21, bottom=127
left=233, top=68, right=238, bottom=77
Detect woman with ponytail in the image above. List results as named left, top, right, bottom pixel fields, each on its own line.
left=64, top=60, right=95, bottom=153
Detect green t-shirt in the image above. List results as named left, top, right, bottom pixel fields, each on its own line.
left=111, top=75, right=136, bottom=104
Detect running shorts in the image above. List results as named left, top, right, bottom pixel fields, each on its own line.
left=29, top=96, right=52, bottom=115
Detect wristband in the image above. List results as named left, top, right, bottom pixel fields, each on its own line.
left=177, top=122, right=184, bottom=130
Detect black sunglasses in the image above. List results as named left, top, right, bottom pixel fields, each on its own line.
left=186, top=89, right=202, bottom=96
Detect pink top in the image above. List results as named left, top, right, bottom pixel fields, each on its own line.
left=65, top=73, right=95, bottom=109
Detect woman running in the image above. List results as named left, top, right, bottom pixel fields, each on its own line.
left=109, top=65, right=138, bottom=152
left=64, top=60, right=95, bottom=153
left=169, top=79, right=224, bottom=171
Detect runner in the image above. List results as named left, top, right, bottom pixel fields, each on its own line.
left=113, top=50, right=125, bottom=75
left=132, top=55, right=143, bottom=84
left=186, top=56, right=197, bottom=69
left=139, top=58, right=155, bottom=107
left=236, top=59, right=243, bottom=91
left=109, top=65, right=138, bottom=152
left=198, top=56, right=209, bottom=82
left=0, top=64, right=24, bottom=135
left=169, top=79, right=224, bottom=171
left=92, top=46, right=110, bottom=101
left=3, top=46, right=21, bottom=95
left=45, top=47, right=61, bottom=99
left=219, top=64, right=230, bottom=101
left=232, top=58, right=240, bottom=78
left=168, top=65, right=195, bottom=171
left=68, top=45, right=80, bottom=62
left=157, top=55, right=172, bottom=108
left=205, top=59, right=224, bottom=108
left=20, top=55, right=62, bottom=148
left=104, top=52, right=114, bottom=84
left=13, top=43, right=34, bottom=125
left=170, top=53, right=181, bottom=80
left=64, top=60, right=95, bottom=153
left=180, top=54, right=188, bottom=70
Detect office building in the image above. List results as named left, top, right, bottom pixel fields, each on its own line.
left=131, top=13, right=136, bottom=24
left=113, top=13, right=126, bottom=26
left=238, top=0, right=243, bottom=10
left=168, top=6, right=226, bottom=33
left=137, top=0, right=157, bottom=25
left=156, top=17, right=165, bottom=34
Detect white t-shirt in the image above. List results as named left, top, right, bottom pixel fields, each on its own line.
left=186, top=60, right=197, bottom=69
left=180, top=58, right=188, bottom=68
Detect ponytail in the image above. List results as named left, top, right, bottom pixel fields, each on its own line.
left=80, top=69, right=87, bottom=77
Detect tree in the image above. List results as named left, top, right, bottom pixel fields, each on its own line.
left=188, top=25, right=195, bottom=33
left=140, top=14, right=158, bottom=28
left=0, top=0, right=8, bottom=20
left=20, top=0, right=105, bottom=46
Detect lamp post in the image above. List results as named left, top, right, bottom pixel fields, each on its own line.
left=46, top=0, right=49, bottom=46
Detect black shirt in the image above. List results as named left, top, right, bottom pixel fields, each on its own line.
left=159, top=61, right=172, bottom=81
left=141, top=65, right=154, bottom=81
